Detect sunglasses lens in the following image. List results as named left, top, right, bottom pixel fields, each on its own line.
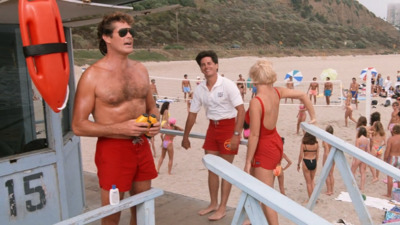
left=118, top=28, right=135, bottom=37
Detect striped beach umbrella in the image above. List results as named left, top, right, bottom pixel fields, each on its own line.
left=320, top=68, right=338, bottom=81
left=360, top=67, right=378, bottom=81
left=284, top=70, right=303, bottom=86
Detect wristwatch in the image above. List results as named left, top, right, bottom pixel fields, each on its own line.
left=233, top=131, right=240, bottom=136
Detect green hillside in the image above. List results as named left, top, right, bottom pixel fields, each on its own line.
left=72, top=0, right=400, bottom=62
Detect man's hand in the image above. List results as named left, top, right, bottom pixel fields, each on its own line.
left=181, top=137, right=191, bottom=150
left=229, top=135, right=240, bottom=151
left=147, top=121, right=161, bottom=137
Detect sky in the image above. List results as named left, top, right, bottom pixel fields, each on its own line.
left=358, top=0, right=399, bottom=19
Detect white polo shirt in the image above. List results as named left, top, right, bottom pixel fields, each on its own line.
left=190, top=74, right=243, bottom=120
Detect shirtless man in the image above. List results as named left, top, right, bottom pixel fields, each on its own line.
left=182, top=74, right=192, bottom=101
left=383, top=124, right=400, bottom=198
left=349, top=77, right=359, bottom=110
left=72, top=12, right=159, bottom=225
left=285, top=76, right=294, bottom=103
left=387, top=102, right=400, bottom=135
left=150, top=79, right=158, bottom=101
left=307, top=77, right=319, bottom=104
left=237, top=74, right=246, bottom=99
left=324, top=77, right=333, bottom=105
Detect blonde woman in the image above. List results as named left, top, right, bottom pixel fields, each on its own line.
left=244, top=60, right=315, bottom=225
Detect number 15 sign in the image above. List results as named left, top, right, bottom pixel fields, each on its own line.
left=0, top=165, right=61, bottom=224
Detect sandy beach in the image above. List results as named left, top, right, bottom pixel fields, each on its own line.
left=76, top=54, right=400, bottom=224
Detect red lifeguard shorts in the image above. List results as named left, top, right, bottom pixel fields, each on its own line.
left=95, top=136, right=157, bottom=192
left=203, top=118, right=238, bottom=155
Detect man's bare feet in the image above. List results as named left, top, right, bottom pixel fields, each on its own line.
left=372, top=178, right=379, bottom=183
left=208, top=209, right=226, bottom=221
left=242, top=219, right=251, bottom=225
left=382, top=194, right=391, bottom=198
left=198, top=205, right=218, bottom=216
left=324, top=191, right=333, bottom=196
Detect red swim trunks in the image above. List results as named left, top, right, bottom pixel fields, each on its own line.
left=95, top=136, right=157, bottom=192
left=203, top=118, right=238, bottom=155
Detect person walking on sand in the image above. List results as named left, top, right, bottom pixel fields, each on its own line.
left=307, top=77, right=319, bottom=104
left=157, top=118, right=183, bottom=175
left=324, top=77, right=333, bottom=105
left=244, top=60, right=316, bottom=225
left=322, top=125, right=335, bottom=195
left=350, top=77, right=359, bottom=110
left=387, top=102, right=400, bottom=135
left=150, top=78, right=158, bottom=101
left=182, top=50, right=245, bottom=221
left=285, top=76, right=294, bottom=103
left=345, top=92, right=357, bottom=127
left=383, top=124, right=400, bottom=198
left=182, top=74, right=192, bottom=101
left=297, top=103, right=307, bottom=135
left=72, top=12, right=159, bottom=225
left=351, top=126, right=370, bottom=191
left=297, top=132, right=319, bottom=200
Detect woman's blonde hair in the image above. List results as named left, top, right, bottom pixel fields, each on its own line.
left=248, top=60, right=277, bottom=85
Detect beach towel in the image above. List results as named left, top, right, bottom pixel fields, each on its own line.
left=335, top=192, right=400, bottom=211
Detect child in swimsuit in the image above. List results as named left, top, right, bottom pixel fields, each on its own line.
left=322, top=125, right=335, bottom=196
left=344, top=92, right=357, bottom=127
left=296, top=104, right=307, bottom=134
left=274, top=137, right=292, bottom=195
left=297, top=132, right=319, bottom=199
left=351, top=126, right=370, bottom=191
left=156, top=118, right=183, bottom=175
left=370, top=121, right=386, bottom=182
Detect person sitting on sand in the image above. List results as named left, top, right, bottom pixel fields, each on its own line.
left=351, top=126, right=370, bottom=191
left=157, top=118, right=183, bottom=175
left=297, top=132, right=319, bottom=199
left=345, top=92, right=357, bottom=127
left=322, top=125, right=335, bottom=196
left=383, top=124, right=400, bottom=198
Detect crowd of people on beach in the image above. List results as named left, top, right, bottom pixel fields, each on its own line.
left=70, top=11, right=400, bottom=225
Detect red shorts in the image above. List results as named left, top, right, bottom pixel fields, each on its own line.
left=203, top=118, right=238, bottom=155
left=95, top=136, right=157, bottom=192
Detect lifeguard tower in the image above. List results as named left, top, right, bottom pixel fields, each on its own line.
left=0, top=1, right=135, bottom=224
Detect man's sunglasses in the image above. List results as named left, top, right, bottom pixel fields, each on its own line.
left=118, top=28, right=135, bottom=37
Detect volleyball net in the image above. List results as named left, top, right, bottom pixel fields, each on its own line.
left=150, top=76, right=344, bottom=107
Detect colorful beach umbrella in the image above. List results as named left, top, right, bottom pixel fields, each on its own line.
left=320, top=68, right=338, bottom=81
left=284, top=70, right=303, bottom=86
left=360, top=67, right=378, bottom=81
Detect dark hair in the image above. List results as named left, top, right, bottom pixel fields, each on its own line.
left=356, top=116, right=367, bottom=128
left=160, top=102, right=170, bottom=114
left=302, top=132, right=318, bottom=145
left=325, top=125, right=334, bottom=134
left=370, top=112, right=380, bottom=126
left=195, top=50, right=218, bottom=66
left=357, top=126, right=367, bottom=138
left=97, top=12, right=134, bottom=55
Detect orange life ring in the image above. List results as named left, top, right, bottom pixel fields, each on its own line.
left=19, top=0, right=69, bottom=113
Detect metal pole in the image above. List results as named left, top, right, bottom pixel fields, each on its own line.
left=366, top=70, right=371, bottom=125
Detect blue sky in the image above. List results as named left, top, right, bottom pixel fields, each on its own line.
left=358, top=0, right=399, bottom=19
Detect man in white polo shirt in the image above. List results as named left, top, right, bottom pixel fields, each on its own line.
left=182, top=50, right=245, bottom=221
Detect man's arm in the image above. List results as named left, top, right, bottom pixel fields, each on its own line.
left=182, top=112, right=197, bottom=150
left=230, top=104, right=245, bottom=150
